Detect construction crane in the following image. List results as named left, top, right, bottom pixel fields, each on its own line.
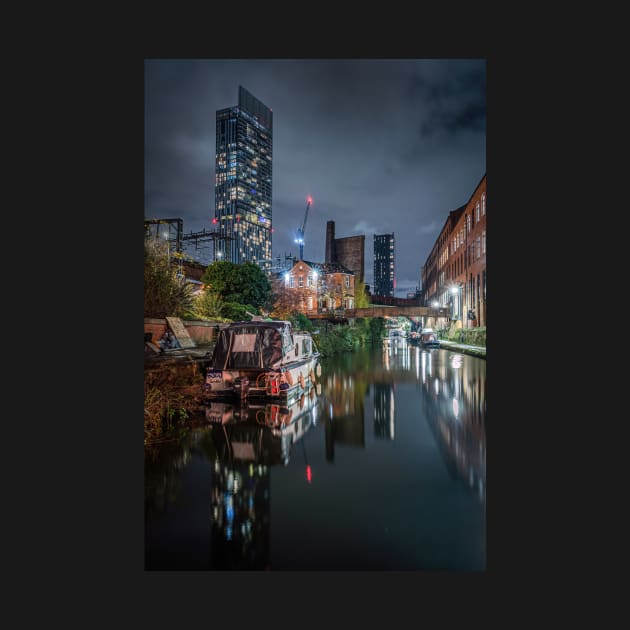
left=295, top=196, right=313, bottom=260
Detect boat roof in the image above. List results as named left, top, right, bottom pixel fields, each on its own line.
left=226, top=319, right=291, bottom=329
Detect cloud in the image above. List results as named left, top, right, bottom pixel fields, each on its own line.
left=418, top=221, right=438, bottom=235
left=352, top=220, right=380, bottom=236
left=145, top=59, right=486, bottom=294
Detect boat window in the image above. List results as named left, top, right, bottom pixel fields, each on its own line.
left=302, top=338, right=310, bottom=354
left=295, top=343, right=299, bottom=356
left=232, top=333, right=257, bottom=353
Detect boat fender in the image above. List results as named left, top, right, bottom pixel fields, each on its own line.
left=299, top=373, right=305, bottom=390
left=309, top=368, right=316, bottom=385
left=316, top=364, right=322, bottom=377
left=285, top=371, right=294, bottom=386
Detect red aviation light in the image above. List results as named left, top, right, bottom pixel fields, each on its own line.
left=307, top=196, right=313, bottom=205
left=212, top=217, right=218, bottom=224
left=306, top=465, right=312, bottom=484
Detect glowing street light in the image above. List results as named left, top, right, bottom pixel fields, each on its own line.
left=450, top=284, right=463, bottom=342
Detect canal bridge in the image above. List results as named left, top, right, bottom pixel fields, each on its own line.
left=308, top=306, right=450, bottom=319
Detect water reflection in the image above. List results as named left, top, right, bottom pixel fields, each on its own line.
left=419, top=351, right=486, bottom=504
left=373, top=384, right=395, bottom=440
left=320, top=371, right=367, bottom=461
left=145, top=391, right=321, bottom=570
left=145, top=341, right=486, bottom=569
left=375, top=339, right=485, bottom=503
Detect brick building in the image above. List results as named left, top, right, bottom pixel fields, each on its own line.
left=324, top=221, right=365, bottom=284
left=421, top=174, right=486, bottom=328
left=271, top=260, right=355, bottom=316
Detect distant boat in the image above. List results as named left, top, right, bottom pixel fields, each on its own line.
left=388, top=328, right=406, bottom=340
left=203, top=319, right=321, bottom=405
left=419, top=328, right=440, bottom=348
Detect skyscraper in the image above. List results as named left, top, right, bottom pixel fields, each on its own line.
left=213, top=86, right=273, bottom=269
left=373, top=233, right=395, bottom=297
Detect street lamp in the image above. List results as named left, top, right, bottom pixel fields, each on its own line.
left=163, top=230, right=170, bottom=266
left=430, top=300, right=439, bottom=332
left=450, top=284, right=463, bottom=343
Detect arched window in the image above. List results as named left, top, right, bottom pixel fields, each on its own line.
left=481, top=192, right=486, bottom=216
left=476, top=202, right=480, bottom=223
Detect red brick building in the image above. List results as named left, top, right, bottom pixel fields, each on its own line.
left=325, top=221, right=365, bottom=284
left=271, top=260, right=355, bottom=317
left=421, top=174, right=486, bottom=328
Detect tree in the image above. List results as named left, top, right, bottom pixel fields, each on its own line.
left=354, top=279, right=370, bottom=308
left=187, top=290, right=225, bottom=321
left=144, top=239, right=194, bottom=318
left=201, top=261, right=272, bottom=310
left=270, top=284, right=304, bottom=320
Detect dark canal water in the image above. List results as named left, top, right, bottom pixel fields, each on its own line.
left=144, top=339, right=486, bottom=570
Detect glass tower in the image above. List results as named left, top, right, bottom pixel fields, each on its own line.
left=373, top=233, right=395, bottom=296
left=214, top=86, right=273, bottom=269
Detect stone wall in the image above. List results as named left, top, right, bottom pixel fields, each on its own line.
left=144, top=318, right=218, bottom=345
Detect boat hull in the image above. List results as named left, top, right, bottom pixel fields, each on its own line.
left=203, top=354, right=321, bottom=405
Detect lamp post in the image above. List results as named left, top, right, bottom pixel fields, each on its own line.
left=431, top=300, right=439, bottom=332
left=163, top=230, right=170, bottom=267
left=450, top=284, right=463, bottom=343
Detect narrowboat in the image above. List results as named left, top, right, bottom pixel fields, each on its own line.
left=203, top=318, right=321, bottom=404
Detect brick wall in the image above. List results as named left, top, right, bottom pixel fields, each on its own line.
left=144, top=318, right=218, bottom=345
left=334, top=235, right=365, bottom=283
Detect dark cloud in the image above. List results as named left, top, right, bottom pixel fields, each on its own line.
left=145, top=59, right=485, bottom=294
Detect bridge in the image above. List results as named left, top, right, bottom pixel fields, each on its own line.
left=308, top=306, right=450, bottom=319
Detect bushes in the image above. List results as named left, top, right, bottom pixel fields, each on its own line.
left=144, top=239, right=194, bottom=318
left=290, top=312, right=314, bottom=331
left=444, top=326, right=486, bottom=346
left=313, top=318, right=385, bottom=357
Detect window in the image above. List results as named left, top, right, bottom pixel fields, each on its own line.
left=345, top=276, right=350, bottom=288
left=482, top=230, right=486, bottom=254
left=481, top=193, right=486, bottom=215
left=307, top=275, right=312, bottom=287
left=298, top=276, right=304, bottom=288
left=307, top=297, right=313, bottom=310
left=476, top=202, right=480, bottom=223
left=289, top=276, right=294, bottom=288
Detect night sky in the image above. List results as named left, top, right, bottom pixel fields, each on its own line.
left=145, top=59, right=485, bottom=296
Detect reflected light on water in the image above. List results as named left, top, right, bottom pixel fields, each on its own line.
left=452, top=397, right=459, bottom=419
left=434, top=378, right=440, bottom=395
left=415, top=346, right=420, bottom=380
left=450, top=354, right=463, bottom=369
left=421, top=351, right=426, bottom=383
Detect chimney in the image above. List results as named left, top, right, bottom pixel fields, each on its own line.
left=325, top=220, right=336, bottom=263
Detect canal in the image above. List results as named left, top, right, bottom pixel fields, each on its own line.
left=144, top=339, right=486, bottom=570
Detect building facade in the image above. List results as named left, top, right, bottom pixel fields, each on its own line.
left=421, top=174, right=486, bottom=328
left=271, top=260, right=355, bottom=316
left=373, top=233, right=395, bottom=297
left=213, top=86, right=273, bottom=270
left=324, top=221, right=365, bottom=284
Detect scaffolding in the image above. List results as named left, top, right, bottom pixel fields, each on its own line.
left=144, top=218, right=235, bottom=266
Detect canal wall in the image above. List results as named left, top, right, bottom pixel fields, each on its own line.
left=144, top=318, right=219, bottom=345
